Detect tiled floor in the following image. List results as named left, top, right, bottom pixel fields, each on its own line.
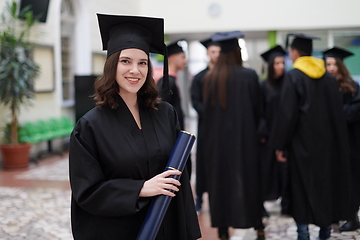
left=1, top=155, right=360, bottom=240
left=0, top=116, right=360, bottom=239
left=0, top=155, right=72, bottom=240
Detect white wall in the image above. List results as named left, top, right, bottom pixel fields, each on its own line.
left=139, top=0, right=360, bottom=33
left=0, top=0, right=141, bottom=127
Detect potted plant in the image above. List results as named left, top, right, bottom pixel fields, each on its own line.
left=0, top=1, right=40, bottom=169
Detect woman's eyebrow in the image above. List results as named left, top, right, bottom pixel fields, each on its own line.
left=119, top=56, right=148, bottom=62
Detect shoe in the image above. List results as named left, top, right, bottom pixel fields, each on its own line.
left=339, top=220, right=360, bottom=232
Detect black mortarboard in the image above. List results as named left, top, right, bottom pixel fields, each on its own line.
left=211, top=31, right=245, bottom=53
left=286, top=33, right=320, bottom=54
left=260, top=45, right=286, bottom=63
left=166, top=40, right=185, bottom=56
left=200, top=38, right=220, bottom=49
left=322, top=46, right=354, bottom=60
left=97, top=13, right=165, bottom=57
left=96, top=13, right=170, bottom=94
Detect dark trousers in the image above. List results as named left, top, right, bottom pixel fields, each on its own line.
left=297, top=224, right=331, bottom=240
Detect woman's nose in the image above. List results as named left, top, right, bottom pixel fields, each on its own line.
left=130, top=64, right=139, bottom=74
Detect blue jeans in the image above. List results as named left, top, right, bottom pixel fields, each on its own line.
left=297, top=224, right=331, bottom=240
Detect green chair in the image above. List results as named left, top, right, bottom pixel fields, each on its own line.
left=20, top=122, right=44, bottom=144
left=59, top=116, right=74, bottom=137
left=37, top=120, right=56, bottom=141
left=48, top=118, right=64, bottom=139
left=36, top=119, right=63, bottom=159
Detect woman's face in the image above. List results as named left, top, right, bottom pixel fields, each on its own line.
left=273, top=56, right=285, bottom=78
left=116, top=48, right=148, bottom=97
left=325, top=57, right=338, bottom=76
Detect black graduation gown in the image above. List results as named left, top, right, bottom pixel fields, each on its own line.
left=158, top=75, right=192, bottom=178
left=69, top=95, right=201, bottom=240
left=343, top=83, right=360, bottom=212
left=157, top=75, right=184, bottom=129
left=273, top=68, right=352, bottom=227
left=190, top=67, right=209, bottom=195
left=258, top=78, right=288, bottom=201
left=200, top=66, right=263, bottom=228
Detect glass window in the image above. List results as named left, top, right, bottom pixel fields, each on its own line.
left=61, top=0, right=75, bottom=106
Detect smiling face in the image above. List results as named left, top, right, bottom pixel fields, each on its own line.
left=116, top=48, right=149, bottom=98
left=325, top=57, right=338, bottom=76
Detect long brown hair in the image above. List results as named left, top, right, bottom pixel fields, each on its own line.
left=203, top=47, right=242, bottom=108
left=94, top=50, right=160, bottom=109
left=333, top=58, right=355, bottom=94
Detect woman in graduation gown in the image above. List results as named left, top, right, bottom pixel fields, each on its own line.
left=190, top=38, right=221, bottom=212
left=200, top=31, right=264, bottom=240
left=69, top=14, right=201, bottom=240
left=323, top=46, right=360, bottom=232
left=258, top=45, right=289, bottom=215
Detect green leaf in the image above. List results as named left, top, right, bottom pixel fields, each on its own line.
left=0, top=1, right=40, bottom=144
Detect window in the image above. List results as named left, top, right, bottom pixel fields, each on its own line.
left=60, top=0, right=75, bottom=106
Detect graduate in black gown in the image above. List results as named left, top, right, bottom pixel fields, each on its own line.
left=200, top=31, right=264, bottom=240
left=157, top=40, right=192, bottom=178
left=323, top=46, right=360, bottom=232
left=273, top=34, right=353, bottom=240
left=190, top=38, right=221, bottom=213
left=157, top=40, right=187, bottom=129
left=258, top=45, right=290, bottom=215
left=69, top=14, right=201, bottom=240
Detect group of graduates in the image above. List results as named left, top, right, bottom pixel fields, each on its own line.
left=68, top=11, right=359, bottom=240
left=185, top=32, right=360, bottom=240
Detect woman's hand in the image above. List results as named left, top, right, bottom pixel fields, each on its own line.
left=139, top=170, right=181, bottom=198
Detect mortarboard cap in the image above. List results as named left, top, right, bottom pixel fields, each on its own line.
left=166, top=40, right=185, bottom=56
left=200, top=38, right=220, bottom=49
left=286, top=33, right=320, bottom=54
left=97, top=13, right=165, bottom=57
left=96, top=13, right=170, bottom=94
left=211, top=31, right=245, bottom=53
left=322, top=46, right=354, bottom=61
left=260, top=45, right=286, bottom=63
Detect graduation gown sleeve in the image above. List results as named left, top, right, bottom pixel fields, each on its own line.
left=343, top=83, right=360, bottom=123
left=69, top=116, right=149, bottom=217
left=157, top=76, right=184, bottom=129
left=190, top=68, right=208, bottom=116
left=273, top=72, right=299, bottom=150
left=258, top=81, right=269, bottom=140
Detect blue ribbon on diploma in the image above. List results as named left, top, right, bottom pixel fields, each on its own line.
left=137, top=130, right=196, bottom=240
